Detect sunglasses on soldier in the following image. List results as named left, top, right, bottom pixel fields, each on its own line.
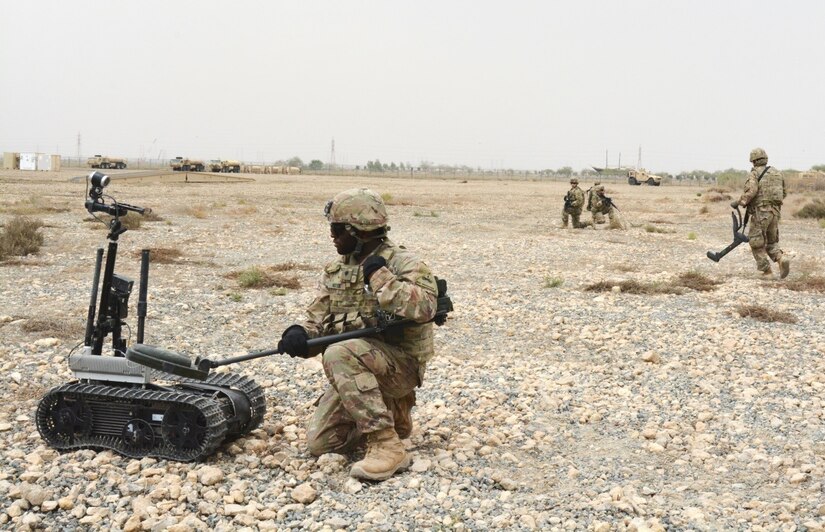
left=330, top=223, right=347, bottom=238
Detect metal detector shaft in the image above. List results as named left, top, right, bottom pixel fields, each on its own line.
left=202, top=321, right=415, bottom=370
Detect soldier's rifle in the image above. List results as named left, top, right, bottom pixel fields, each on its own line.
left=706, top=206, right=749, bottom=262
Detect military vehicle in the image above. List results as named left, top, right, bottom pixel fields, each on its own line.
left=208, top=159, right=242, bottom=173
left=87, top=155, right=127, bottom=170
left=627, top=168, right=662, bottom=186
left=36, top=172, right=264, bottom=461
left=170, top=157, right=205, bottom=172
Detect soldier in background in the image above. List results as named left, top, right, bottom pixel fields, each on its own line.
left=731, top=147, right=790, bottom=278
left=591, top=185, right=623, bottom=229
left=277, top=188, right=439, bottom=481
left=562, top=178, right=586, bottom=228
left=586, top=181, right=606, bottom=225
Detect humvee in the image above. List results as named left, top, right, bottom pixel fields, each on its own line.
left=627, top=169, right=661, bottom=186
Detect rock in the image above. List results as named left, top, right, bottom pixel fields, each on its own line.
left=290, top=482, right=317, bottom=504
left=197, top=466, right=224, bottom=486
left=24, top=486, right=49, bottom=506
left=364, top=510, right=386, bottom=523
left=344, top=478, right=363, bottom=494
left=642, top=351, right=661, bottom=363
left=410, top=458, right=431, bottom=473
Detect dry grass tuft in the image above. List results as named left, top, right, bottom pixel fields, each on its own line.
left=584, top=280, right=682, bottom=295
left=644, top=224, right=676, bottom=234
left=783, top=276, right=825, bottom=293
left=227, top=266, right=302, bottom=289
left=136, top=247, right=184, bottom=264
left=676, top=271, right=722, bottom=291
left=794, top=199, right=825, bottom=220
left=585, top=272, right=722, bottom=294
left=186, top=205, right=208, bottom=219
left=736, top=305, right=797, bottom=324
left=141, top=210, right=165, bottom=222
left=702, top=191, right=733, bottom=203
left=699, top=205, right=709, bottom=214
left=1, top=198, right=71, bottom=215
left=21, top=316, right=85, bottom=339
left=1, top=216, right=45, bottom=260
left=269, top=261, right=314, bottom=272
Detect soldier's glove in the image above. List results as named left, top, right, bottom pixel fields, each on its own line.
left=278, top=325, right=309, bottom=358
left=362, top=255, right=387, bottom=286
left=730, top=200, right=740, bottom=209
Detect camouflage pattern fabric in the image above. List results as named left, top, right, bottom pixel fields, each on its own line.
left=326, top=188, right=388, bottom=231
left=300, top=238, right=437, bottom=455
left=586, top=186, right=606, bottom=224
left=562, top=186, right=586, bottom=228
left=737, top=165, right=786, bottom=272
left=591, top=195, right=620, bottom=227
left=306, top=338, right=420, bottom=456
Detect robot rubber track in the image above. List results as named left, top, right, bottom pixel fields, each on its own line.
left=36, top=371, right=265, bottom=462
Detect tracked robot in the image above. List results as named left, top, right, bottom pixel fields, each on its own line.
left=36, top=172, right=264, bottom=461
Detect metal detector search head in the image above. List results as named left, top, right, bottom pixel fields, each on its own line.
left=125, top=344, right=209, bottom=380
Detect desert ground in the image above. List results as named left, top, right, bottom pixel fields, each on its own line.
left=1, top=168, right=824, bottom=531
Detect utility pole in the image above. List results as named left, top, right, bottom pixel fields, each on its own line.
left=77, top=133, right=81, bottom=161
left=330, top=138, right=336, bottom=170
left=638, top=145, right=642, bottom=169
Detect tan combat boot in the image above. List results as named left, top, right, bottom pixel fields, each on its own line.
left=779, top=257, right=791, bottom=279
left=349, top=428, right=410, bottom=481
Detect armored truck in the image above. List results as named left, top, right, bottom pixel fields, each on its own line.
left=170, top=157, right=205, bottom=172
left=87, top=155, right=127, bottom=170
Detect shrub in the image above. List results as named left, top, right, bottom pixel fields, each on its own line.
left=0, top=216, right=44, bottom=260
left=644, top=224, right=675, bottom=234
left=543, top=276, right=564, bottom=288
left=687, top=232, right=697, bottom=240
left=795, top=199, right=825, bottom=220
left=228, top=266, right=302, bottom=289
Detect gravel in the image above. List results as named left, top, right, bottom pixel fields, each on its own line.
left=1, top=170, right=824, bottom=530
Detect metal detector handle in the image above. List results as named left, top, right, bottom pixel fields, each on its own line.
left=198, top=323, right=397, bottom=371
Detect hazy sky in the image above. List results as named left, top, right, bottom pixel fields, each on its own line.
left=2, top=1, right=823, bottom=173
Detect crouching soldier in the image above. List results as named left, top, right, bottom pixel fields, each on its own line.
left=277, top=188, right=439, bottom=481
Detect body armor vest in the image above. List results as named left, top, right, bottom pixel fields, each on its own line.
left=322, top=245, right=435, bottom=366
left=753, top=166, right=784, bottom=205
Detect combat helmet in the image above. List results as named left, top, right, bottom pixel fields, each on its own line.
left=749, top=147, right=768, bottom=164
left=570, top=178, right=579, bottom=185
left=325, top=188, right=388, bottom=231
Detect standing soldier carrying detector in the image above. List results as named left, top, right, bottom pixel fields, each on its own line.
left=730, top=147, right=790, bottom=278
left=562, top=178, right=586, bottom=228
left=277, top=188, right=439, bottom=481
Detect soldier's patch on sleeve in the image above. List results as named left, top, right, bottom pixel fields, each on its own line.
left=415, top=272, right=437, bottom=293
left=354, top=373, right=379, bottom=392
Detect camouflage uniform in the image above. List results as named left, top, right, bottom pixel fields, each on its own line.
left=735, top=148, right=788, bottom=276
left=591, top=186, right=621, bottom=228
left=586, top=182, right=606, bottom=224
left=562, top=180, right=586, bottom=228
left=302, top=195, right=437, bottom=457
